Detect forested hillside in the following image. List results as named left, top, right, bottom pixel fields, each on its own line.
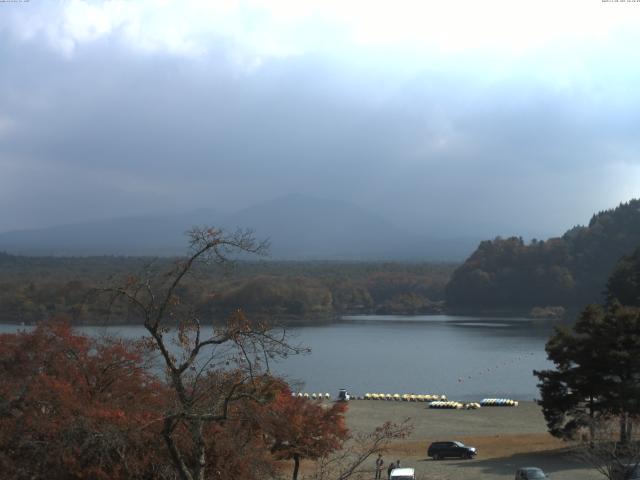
left=446, top=199, right=640, bottom=310
left=0, top=254, right=454, bottom=324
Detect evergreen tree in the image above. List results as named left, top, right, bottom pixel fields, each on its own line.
left=535, top=303, right=640, bottom=443
left=606, top=247, right=640, bottom=307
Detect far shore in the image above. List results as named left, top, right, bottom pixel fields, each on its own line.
left=0, top=309, right=569, bottom=327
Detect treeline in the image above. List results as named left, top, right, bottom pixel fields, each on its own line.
left=0, top=254, right=455, bottom=324
left=446, top=199, right=640, bottom=310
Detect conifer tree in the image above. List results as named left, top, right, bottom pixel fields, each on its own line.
left=536, top=303, right=640, bottom=443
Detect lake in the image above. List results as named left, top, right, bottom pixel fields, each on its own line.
left=0, top=315, right=554, bottom=402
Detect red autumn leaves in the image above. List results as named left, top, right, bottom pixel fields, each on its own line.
left=0, top=319, right=348, bottom=480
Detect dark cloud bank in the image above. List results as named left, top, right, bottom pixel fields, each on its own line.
left=0, top=23, right=638, bottom=256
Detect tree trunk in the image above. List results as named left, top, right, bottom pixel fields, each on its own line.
left=193, top=419, right=207, bottom=480
left=292, top=453, right=300, bottom=480
left=163, top=421, right=194, bottom=480
left=589, top=395, right=595, bottom=447
left=620, top=412, right=630, bottom=444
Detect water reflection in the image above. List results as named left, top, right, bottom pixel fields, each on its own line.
left=277, top=315, right=553, bottom=401
left=0, top=315, right=554, bottom=402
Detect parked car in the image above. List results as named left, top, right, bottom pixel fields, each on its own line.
left=626, top=464, right=640, bottom=480
left=613, top=463, right=640, bottom=480
left=390, top=467, right=416, bottom=480
left=427, top=441, right=477, bottom=459
left=515, top=467, right=548, bottom=480
left=337, top=389, right=350, bottom=401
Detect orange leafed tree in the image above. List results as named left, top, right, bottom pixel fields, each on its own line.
left=265, top=389, right=349, bottom=480
left=0, top=318, right=170, bottom=479
left=0, top=318, right=301, bottom=480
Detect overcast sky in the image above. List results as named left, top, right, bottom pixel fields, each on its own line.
left=1, top=0, right=640, bottom=238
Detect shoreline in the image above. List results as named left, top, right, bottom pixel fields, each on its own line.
left=0, top=310, right=564, bottom=327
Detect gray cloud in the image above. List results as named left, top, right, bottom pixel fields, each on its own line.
left=1, top=15, right=639, bottom=239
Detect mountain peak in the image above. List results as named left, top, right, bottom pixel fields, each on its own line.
left=0, top=196, right=477, bottom=261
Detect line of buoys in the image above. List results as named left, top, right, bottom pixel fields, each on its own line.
left=457, top=352, right=538, bottom=383
left=289, top=393, right=518, bottom=406
left=363, top=393, right=447, bottom=401
left=293, top=392, right=331, bottom=400
left=480, top=398, right=518, bottom=406
left=429, top=401, right=464, bottom=409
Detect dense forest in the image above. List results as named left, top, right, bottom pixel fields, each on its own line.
left=0, top=254, right=455, bottom=324
left=5, top=199, right=640, bottom=324
left=446, top=199, right=640, bottom=311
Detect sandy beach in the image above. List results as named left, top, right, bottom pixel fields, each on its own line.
left=341, top=401, right=602, bottom=480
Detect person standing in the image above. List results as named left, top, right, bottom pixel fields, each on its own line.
left=387, top=461, right=395, bottom=480
left=375, top=454, right=384, bottom=480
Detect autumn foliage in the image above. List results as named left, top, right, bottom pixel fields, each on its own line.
left=0, top=319, right=352, bottom=480
left=0, top=318, right=169, bottom=479
left=265, top=389, right=349, bottom=480
left=0, top=227, right=362, bottom=479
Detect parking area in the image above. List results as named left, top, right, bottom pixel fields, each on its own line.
left=344, top=401, right=602, bottom=480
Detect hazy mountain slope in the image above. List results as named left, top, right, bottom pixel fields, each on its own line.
left=213, top=193, right=477, bottom=260
left=0, top=209, right=221, bottom=256
left=0, top=195, right=477, bottom=260
left=223, top=194, right=419, bottom=259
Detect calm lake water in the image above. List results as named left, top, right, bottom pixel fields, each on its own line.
left=0, top=315, right=554, bottom=402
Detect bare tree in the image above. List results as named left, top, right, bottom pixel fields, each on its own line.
left=308, top=420, right=413, bottom=480
left=575, top=416, right=640, bottom=480
left=104, top=227, right=306, bottom=480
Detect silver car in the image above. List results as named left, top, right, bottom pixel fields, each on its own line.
left=515, top=467, right=548, bottom=480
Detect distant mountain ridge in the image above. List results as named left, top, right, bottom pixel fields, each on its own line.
left=0, top=194, right=477, bottom=260
left=0, top=209, right=221, bottom=256
left=445, top=199, right=640, bottom=309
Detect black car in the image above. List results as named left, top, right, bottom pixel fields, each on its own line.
left=427, top=441, right=477, bottom=460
